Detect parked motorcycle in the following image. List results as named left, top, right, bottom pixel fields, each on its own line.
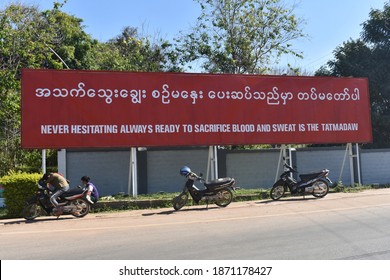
left=172, top=166, right=236, bottom=210
left=270, top=162, right=332, bottom=200
left=22, top=180, right=90, bottom=220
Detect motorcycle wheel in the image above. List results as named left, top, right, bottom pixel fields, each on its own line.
left=173, top=192, right=188, bottom=211
left=270, top=185, right=285, bottom=200
left=312, top=180, right=329, bottom=198
left=71, top=198, right=89, bottom=218
left=22, top=202, right=41, bottom=220
left=214, top=189, right=233, bottom=207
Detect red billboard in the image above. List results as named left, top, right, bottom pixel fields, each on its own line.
left=21, top=69, right=372, bottom=148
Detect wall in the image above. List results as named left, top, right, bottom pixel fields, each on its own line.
left=361, top=149, right=390, bottom=185
left=224, top=149, right=281, bottom=188
left=66, top=149, right=131, bottom=196
left=295, top=147, right=352, bottom=185
left=145, top=148, right=209, bottom=193
left=222, top=147, right=353, bottom=188
left=63, top=146, right=390, bottom=196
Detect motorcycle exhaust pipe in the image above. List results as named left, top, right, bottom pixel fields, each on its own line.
left=201, top=195, right=219, bottom=202
left=305, top=186, right=314, bottom=193
left=62, top=205, right=80, bottom=213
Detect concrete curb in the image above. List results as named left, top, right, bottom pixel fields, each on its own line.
left=91, top=188, right=380, bottom=211
left=92, top=192, right=269, bottom=211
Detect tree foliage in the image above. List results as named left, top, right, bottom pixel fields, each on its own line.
left=91, top=26, right=181, bottom=72
left=0, top=4, right=43, bottom=176
left=316, top=3, right=390, bottom=148
left=0, top=2, right=179, bottom=176
left=176, top=0, right=305, bottom=74
left=0, top=3, right=98, bottom=176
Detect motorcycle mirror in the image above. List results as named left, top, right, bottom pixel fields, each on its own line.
left=199, top=172, right=203, bottom=177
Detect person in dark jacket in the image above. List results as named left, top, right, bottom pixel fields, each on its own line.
left=81, top=176, right=99, bottom=204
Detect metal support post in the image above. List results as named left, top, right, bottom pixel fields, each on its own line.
left=206, top=146, right=218, bottom=181
left=355, top=143, right=361, bottom=186
left=275, top=144, right=287, bottom=182
left=128, top=147, right=138, bottom=198
left=348, top=143, right=355, bottom=186
left=42, top=149, right=46, bottom=174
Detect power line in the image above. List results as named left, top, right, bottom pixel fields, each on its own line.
left=303, top=51, right=334, bottom=68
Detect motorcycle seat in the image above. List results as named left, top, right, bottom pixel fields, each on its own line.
left=205, top=177, right=234, bottom=189
left=299, top=171, right=324, bottom=181
left=61, top=187, right=84, bottom=197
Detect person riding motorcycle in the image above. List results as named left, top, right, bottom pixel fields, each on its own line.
left=41, top=172, right=70, bottom=215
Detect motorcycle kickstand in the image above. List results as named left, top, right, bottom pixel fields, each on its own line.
left=206, top=198, right=209, bottom=210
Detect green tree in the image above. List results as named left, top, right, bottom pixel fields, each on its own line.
left=0, top=4, right=43, bottom=176
left=0, top=2, right=183, bottom=176
left=38, top=7, right=98, bottom=70
left=176, top=0, right=305, bottom=74
left=0, top=3, right=96, bottom=176
left=361, top=3, right=390, bottom=116
left=92, top=26, right=181, bottom=72
left=316, top=3, right=390, bottom=148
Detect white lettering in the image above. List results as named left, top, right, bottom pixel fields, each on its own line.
left=41, top=125, right=69, bottom=134
left=155, top=124, right=181, bottom=133
left=194, top=124, right=231, bottom=133
left=321, top=123, right=358, bottom=131
left=272, top=124, right=296, bottom=132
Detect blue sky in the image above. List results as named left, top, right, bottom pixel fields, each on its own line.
left=1, top=0, right=388, bottom=73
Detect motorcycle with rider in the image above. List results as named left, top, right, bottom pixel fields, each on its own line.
left=22, top=173, right=90, bottom=220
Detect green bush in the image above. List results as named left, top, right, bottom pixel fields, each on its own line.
left=0, top=172, right=41, bottom=218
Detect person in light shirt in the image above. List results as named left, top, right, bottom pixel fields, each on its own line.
left=41, top=172, right=70, bottom=215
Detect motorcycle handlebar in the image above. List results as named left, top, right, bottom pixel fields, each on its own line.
left=284, top=163, right=298, bottom=173
left=187, top=172, right=205, bottom=182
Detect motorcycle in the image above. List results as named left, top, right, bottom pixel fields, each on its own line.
left=22, top=179, right=90, bottom=220
left=172, top=166, right=236, bottom=211
left=270, top=161, right=332, bottom=200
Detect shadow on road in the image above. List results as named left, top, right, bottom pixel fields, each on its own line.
left=142, top=205, right=220, bottom=216
left=257, top=196, right=320, bottom=204
left=1, top=216, right=74, bottom=225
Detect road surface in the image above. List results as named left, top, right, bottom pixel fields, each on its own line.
left=1, top=189, right=390, bottom=260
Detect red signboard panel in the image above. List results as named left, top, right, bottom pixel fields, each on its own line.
left=21, top=69, right=372, bottom=148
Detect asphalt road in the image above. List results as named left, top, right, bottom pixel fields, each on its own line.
left=1, top=188, right=390, bottom=260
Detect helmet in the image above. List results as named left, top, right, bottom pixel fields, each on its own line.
left=180, top=166, right=191, bottom=177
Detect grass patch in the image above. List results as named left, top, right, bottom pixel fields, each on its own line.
left=0, top=207, right=7, bottom=219
left=100, top=191, right=180, bottom=202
